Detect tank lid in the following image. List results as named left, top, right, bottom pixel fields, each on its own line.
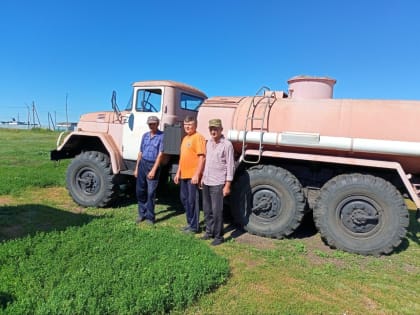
left=287, top=75, right=336, bottom=85
left=287, top=75, right=337, bottom=99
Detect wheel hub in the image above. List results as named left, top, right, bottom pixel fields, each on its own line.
left=340, top=198, right=380, bottom=233
left=77, top=170, right=99, bottom=194
left=252, top=189, right=280, bottom=219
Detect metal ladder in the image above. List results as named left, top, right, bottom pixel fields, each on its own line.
left=241, top=87, right=276, bottom=163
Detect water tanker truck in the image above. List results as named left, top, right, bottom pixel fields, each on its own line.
left=51, top=76, right=420, bottom=255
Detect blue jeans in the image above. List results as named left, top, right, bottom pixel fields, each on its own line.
left=202, top=184, right=224, bottom=241
left=136, top=159, right=160, bottom=222
left=180, top=179, right=200, bottom=231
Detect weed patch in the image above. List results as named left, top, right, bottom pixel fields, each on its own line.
left=0, top=217, right=229, bottom=314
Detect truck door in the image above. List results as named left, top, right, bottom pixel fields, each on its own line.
left=174, top=92, right=204, bottom=122
left=122, top=87, right=163, bottom=161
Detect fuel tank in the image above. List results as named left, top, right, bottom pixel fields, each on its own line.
left=197, top=76, right=420, bottom=174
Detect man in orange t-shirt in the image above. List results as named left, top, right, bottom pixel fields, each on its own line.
left=174, top=116, right=206, bottom=233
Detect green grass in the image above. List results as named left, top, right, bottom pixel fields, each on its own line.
left=0, top=128, right=69, bottom=195
left=0, top=204, right=95, bottom=242
left=1, top=128, right=420, bottom=315
left=0, top=217, right=229, bottom=315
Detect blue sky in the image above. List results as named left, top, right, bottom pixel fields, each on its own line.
left=1, top=0, right=419, bottom=125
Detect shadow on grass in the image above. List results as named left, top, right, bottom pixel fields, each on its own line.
left=155, top=207, right=184, bottom=223
left=406, top=210, right=420, bottom=245
left=395, top=210, right=420, bottom=254
left=291, top=212, right=318, bottom=239
left=0, top=204, right=99, bottom=242
left=222, top=210, right=419, bottom=255
left=112, top=180, right=184, bottom=223
left=113, top=180, right=182, bottom=209
left=0, top=291, right=15, bottom=310
left=155, top=182, right=185, bottom=223
left=222, top=210, right=318, bottom=243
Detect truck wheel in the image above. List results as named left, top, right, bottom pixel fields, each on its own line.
left=231, top=165, right=306, bottom=238
left=313, top=174, right=409, bottom=255
left=66, top=151, right=117, bottom=207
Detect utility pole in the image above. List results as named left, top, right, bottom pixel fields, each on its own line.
left=32, top=101, right=35, bottom=126
left=26, top=104, right=31, bottom=128
left=65, top=93, right=69, bottom=130
left=32, top=101, right=41, bottom=127
left=48, top=112, right=55, bottom=130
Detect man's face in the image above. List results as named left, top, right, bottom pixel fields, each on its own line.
left=183, top=121, right=196, bottom=135
left=148, top=122, right=158, bottom=132
left=209, top=126, right=222, bottom=141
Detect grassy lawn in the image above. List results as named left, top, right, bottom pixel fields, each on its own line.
left=0, top=128, right=69, bottom=195
left=1, top=128, right=419, bottom=314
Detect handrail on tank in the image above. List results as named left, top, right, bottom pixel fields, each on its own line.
left=255, top=86, right=271, bottom=96
left=241, top=86, right=276, bottom=164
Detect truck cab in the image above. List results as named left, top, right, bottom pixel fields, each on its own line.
left=121, top=81, right=207, bottom=163
left=51, top=80, right=207, bottom=207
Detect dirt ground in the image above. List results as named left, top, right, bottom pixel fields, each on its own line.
left=224, top=215, right=334, bottom=252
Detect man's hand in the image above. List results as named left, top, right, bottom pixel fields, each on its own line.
left=191, top=174, right=199, bottom=185
left=223, top=182, right=231, bottom=196
left=147, top=170, right=156, bottom=180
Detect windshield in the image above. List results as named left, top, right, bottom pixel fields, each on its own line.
left=135, top=89, right=162, bottom=112
left=125, top=92, right=133, bottom=111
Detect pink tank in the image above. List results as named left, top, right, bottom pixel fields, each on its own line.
left=197, top=76, right=420, bottom=175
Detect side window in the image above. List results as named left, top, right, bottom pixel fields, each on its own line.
left=135, top=89, right=162, bottom=112
left=180, top=93, right=204, bottom=111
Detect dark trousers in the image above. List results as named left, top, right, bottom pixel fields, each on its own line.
left=202, top=184, right=224, bottom=241
left=180, top=179, right=200, bottom=232
left=136, top=159, right=160, bottom=222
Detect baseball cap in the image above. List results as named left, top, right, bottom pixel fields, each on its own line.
left=147, top=116, right=159, bottom=124
left=208, top=118, right=222, bottom=128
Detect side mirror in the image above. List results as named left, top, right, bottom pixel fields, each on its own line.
left=128, top=113, right=134, bottom=131
left=111, top=90, right=121, bottom=120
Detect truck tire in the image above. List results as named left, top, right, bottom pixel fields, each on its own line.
left=231, top=165, right=306, bottom=238
left=313, top=174, right=409, bottom=255
left=66, top=151, right=118, bottom=207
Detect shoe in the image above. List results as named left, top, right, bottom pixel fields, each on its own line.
left=190, top=227, right=200, bottom=234
left=211, top=238, right=224, bottom=246
left=184, top=227, right=200, bottom=234
left=200, top=233, right=212, bottom=240
left=145, top=219, right=154, bottom=225
left=135, top=216, right=145, bottom=224
left=181, top=225, right=191, bottom=231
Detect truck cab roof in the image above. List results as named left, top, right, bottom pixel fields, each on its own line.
left=132, top=80, right=207, bottom=99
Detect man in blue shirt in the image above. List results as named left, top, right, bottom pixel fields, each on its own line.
left=134, top=115, right=164, bottom=225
